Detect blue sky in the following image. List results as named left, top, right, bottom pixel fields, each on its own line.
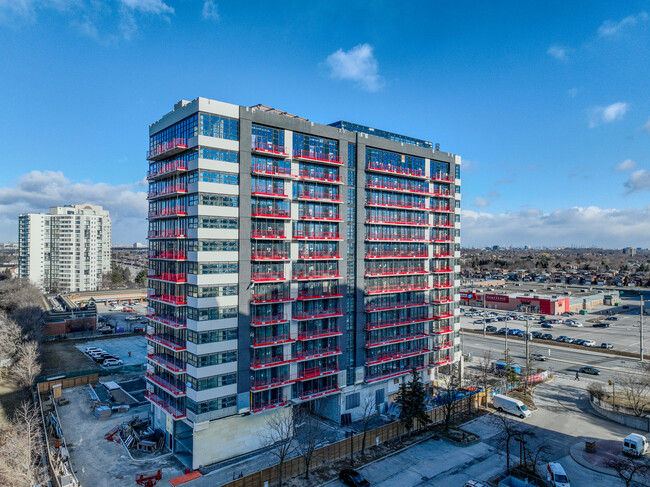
left=0, top=1, right=649, bottom=247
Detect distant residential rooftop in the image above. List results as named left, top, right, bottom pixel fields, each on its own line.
left=329, top=121, right=434, bottom=149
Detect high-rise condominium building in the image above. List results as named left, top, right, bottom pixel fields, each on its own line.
left=145, top=98, right=461, bottom=468
left=18, top=204, right=111, bottom=293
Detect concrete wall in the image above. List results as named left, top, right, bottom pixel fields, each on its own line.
left=191, top=406, right=292, bottom=469
left=590, top=396, right=650, bottom=432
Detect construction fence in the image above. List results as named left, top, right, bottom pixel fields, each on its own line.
left=221, top=395, right=476, bottom=487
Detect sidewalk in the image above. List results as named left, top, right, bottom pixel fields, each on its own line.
left=569, top=439, right=628, bottom=477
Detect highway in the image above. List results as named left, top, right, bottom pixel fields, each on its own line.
left=461, top=332, right=646, bottom=384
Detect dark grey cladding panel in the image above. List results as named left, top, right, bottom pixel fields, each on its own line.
left=354, top=137, right=366, bottom=366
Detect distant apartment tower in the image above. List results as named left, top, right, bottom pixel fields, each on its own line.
left=145, top=98, right=461, bottom=468
left=18, top=204, right=111, bottom=293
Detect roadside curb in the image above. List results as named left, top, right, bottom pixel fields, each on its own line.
left=568, top=440, right=619, bottom=478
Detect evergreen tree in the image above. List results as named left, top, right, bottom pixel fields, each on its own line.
left=396, top=367, right=431, bottom=437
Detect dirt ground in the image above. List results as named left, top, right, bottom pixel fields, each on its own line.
left=41, top=340, right=99, bottom=377
left=56, top=385, right=185, bottom=487
left=0, top=376, right=25, bottom=422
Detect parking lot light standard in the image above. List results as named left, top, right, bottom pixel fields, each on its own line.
left=640, top=297, right=644, bottom=363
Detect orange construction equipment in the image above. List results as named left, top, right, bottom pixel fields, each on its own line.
left=135, top=469, right=162, bottom=487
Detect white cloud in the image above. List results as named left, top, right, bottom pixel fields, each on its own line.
left=323, top=43, right=384, bottom=92
left=0, top=171, right=147, bottom=244
left=462, top=206, right=650, bottom=248
left=119, top=0, right=173, bottom=15
left=474, top=197, right=489, bottom=208
left=588, top=102, right=629, bottom=128
left=624, top=170, right=650, bottom=194
left=644, top=117, right=650, bottom=135
left=547, top=45, right=569, bottom=61
left=202, top=0, right=219, bottom=21
left=615, top=159, right=637, bottom=171
left=598, top=12, right=648, bottom=37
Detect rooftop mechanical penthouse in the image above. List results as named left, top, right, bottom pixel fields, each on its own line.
left=145, top=98, right=462, bottom=469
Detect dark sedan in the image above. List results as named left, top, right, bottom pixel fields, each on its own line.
left=340, top=469, right=370, bottom=487
left=541, top=333, right=553, bottom=340
left=579, top=366, right=600, bottom=375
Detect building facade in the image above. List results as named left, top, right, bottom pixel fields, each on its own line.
left=145, top=98, right=462, bottom=468
left=18, top=204, right=111, bottom=293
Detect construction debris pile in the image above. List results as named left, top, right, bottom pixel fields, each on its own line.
left=89, top=380, right=143, bottom=419
left=40, top=392, right=80, bottom=487
left=105, top=416, right=165, bottom=455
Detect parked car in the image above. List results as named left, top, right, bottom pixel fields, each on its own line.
left=102, top=359, right=123, bottom=367
left=123, top=307, right=134, bottom=313
left=530, top=353, right=547, bottom=361
left=541, top=333, right=553, bottom=340
left=606, top=316, right=619, bottom=321
left=493, top=394, right=531, bottom=419
left=486, top=318, right=496, bottom=323
left=567, top=322, right=583, bottom=327
left=579, top=366, right=600, bottom=375
left=85, top=347, right=101, bottom=353
left=473, top=319, right=485, bottom=324
left=486, top=325, right=497, bottom=333
left=582, top=340, right=596, bottom=347
left=623, top=433, right=648, bottom=457
left=561, top=312, right=572, bottom=316
left=601, top=342, right=613, bottom=349
left=574, top=339, right=586, bottom=346
left=556, top=335, right=568, bottom=342
left=339, top=469, right=370, bottom=487
left=531, top=331, right=543, bottom=338
left=541, top=323, right=554, bottom=329
left=125, top=316, right=140, bottom=321
left=463, top=481, right=489, bottom=487
left=496, top=328, right=507, bottom=335
left=564, top=337, right=576, bottom=344
left=592, top=322, right=610, bottom=328
left=546, top=462, right=571, bottom=487
left=507, top=329, right=520, bottom=336
left=496, top=317, right=506, bottom=322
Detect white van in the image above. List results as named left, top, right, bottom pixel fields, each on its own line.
left=492, top=394, right=531, bottom=419
left=546, top=462, right=570, bottom=487
left=623, top=433, right=648, bottom=457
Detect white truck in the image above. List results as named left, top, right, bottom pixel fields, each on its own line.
left=623, top=433, right=648, bottom=456
left=492, top=394, right=531, bottom=419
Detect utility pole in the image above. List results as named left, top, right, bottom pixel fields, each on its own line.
left=641, top=296, right=645, bottom=362
left=504, top=318, right=509, bottom=363
left=525, top=316, right=530, bottom=377
left=482, top=289, right=487, bottom=336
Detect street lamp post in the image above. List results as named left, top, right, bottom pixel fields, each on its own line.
left=640, top=296, right=645, bottom=362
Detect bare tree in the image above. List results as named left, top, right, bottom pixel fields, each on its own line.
left=259, top=408, right=296, bottom=487
left=0, top=312, right=23, bottom=362
left=475, top=351, right=493, bottom=407
left=294, top=408, right=325, bottom=481
left=437, top=372, right=461, bottom=431
left=587, top=382, right=606, bottom=405
left=617, top=373, right=650, bottom=417
left=0, top=401, right=46, bottom=487
left=606, top=458, right=650, bottom=487
left=360, top=395, right=376, bottom=456
left=492, top=410, right=524, bottom=473
left=13, top=341, right=41, bottom=389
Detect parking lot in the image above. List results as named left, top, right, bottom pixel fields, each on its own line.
left=96, top=301, right=149, bottom=334
left=460, top=298, right=646, bottom=353
left=74, top=335, right=148, bottom=367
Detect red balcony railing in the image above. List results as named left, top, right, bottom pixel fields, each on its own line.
left=365, top=284, right=429, bottom=295
left=364, top=267, right=427, bottom=277
left=366, top=199, right=427, bottom=210
left=252, top=207, right=290, bottom=218
left=430, top=206, right=453, bottom=213
left=365, top=234, right=427, bottom=242
left=432, top=341, right=453, bottom=350
left=293, top=231, right=341, bottom=240
left=297, top=171, right=343, bottom=183
left=366, top=161, right=426, bottom=178
left=365, top=332, right=428, bottom=348
left=432, top=266, right=453, bottom=273
left=432, top=221, right=454, bottom=228
left=365, top=250, right=428, bottom=259
left=298, top=365, right=339, bottom=381
left=431, top=297, right=453, bottom=304
left=147, top=183, right=188, bottom=199
left=295, top=191, right=341, bottom=202
left=148, top=229, right=187, bottom=239
left=251, top=397, right=288, bottom=413
left=297, top=327, right=342, bottom=340
left=251, top=376, right=296, bottom=391
left=432, top=236, right=454, bottom=242
left=250, top=355, right=292, bottom=368
left=430, top=189, right=453, bottom=198
left=430, top=173, right=453, bottom=182
left=148, top=272, right=187, bottom=283
left=292, top=308, right=343, bottom=320
left=251, top=292, right=293, bottom=304
left=364, top=300, right=428, bottom=312
left=147, top=159, right=188, bottom=179
left=147, top=138, right=188, bottom=160
left=146, top=314, right=187, bottom=329
left=296, top=384, right=340, bottom=401
left=252, top=186, right=287, bottom=198
left=148, top=353, right=186, bottom=373
left=293, top=150, right=342, bottom=165
left=251, top=271, right=286, bottom=282
left=148, top=294, right=187, bottom=306
left=432, top=251, right=453, bottom=258
left=146, top=372, right=186, bottom=396
left=433, top=326, right=454, bottom=334
left=431, top=281, right=453, bottom=288
left=146, top=333, right=186, bottom=350
left=365, top=217, right=429, bottom=226
left=251, top=313, right=288, bottom=325
left=294, top=346, right=342, bottom=361
left=251, top=334, right=295, bottom=347
left=298, top=211, right=342, bottom=221
left=298, top=250, right=341, bottom=260
left=148, top=250, right=188, bottom=260
left=297, top=289, right=342, bottom=300
left=431, top=356, right=454, bottom=366
left=252, top=141, right=289, bottom=157
left=434, top=312, right=454, bottom=320
left=252, top=229, right=286, bottom=239
left=145, top=391, right=185, bottom=419
left=365, top=181, right=430, bottom=195
left=292, top=270, right=341, bottom=280
left=365, top=347, right=430, bottom=365
left=251, top=250, right=289, bottom=260
left=365, top=315, right=431, bottom=330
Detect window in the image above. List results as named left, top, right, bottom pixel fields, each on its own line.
left=187, top=284, right=237, bottom=298
left=187, top=240, right=237, bottom=252
left=189, top=170, right=239, bottom=185
left=188, top=262, right=238, bottom=275
left=186, top=395, right=237, bottom=414
left=455, top=165, right=460, bottom=179
left=186, top=350, right=237, bottom=367
left=455, top=186, right=461, bottom=194
left=200, top=217, right=238, bottom=229
left=293, top=133, right=339, bottom=158
left=187, top=306, right=238, bottom=321
left=252, top=125, right=284, bottom=148
left=149, top=114, right=198, bottom=151
left=187, top=373, right=236, bottom=391
left=200, top=148, right=238, bottom=163
left=345, top=393, right=360, bottom=410
left=199, top=113, right=238, bottom=140
left=375, top=389, right=385, bottom=405
left=188, top=194, right=238, bottom=207
left=187, top=328, right=237, bottom=344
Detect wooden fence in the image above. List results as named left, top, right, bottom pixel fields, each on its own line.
left=37, top=373, right=99, bottom=392
left=221, top=396, right=474, bottom=487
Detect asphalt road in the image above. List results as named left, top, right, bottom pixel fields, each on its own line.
left=462, top=332, right=646, bottom=384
